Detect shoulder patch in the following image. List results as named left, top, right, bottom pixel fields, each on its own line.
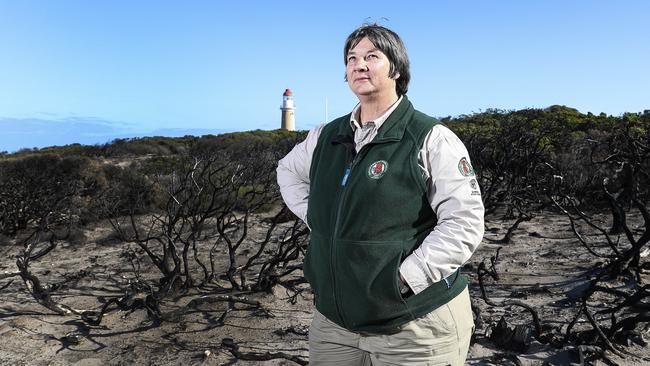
left=458, top=157, right=475, bottom=176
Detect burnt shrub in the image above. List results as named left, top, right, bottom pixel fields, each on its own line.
left=0, top=155, right=96, bottom=236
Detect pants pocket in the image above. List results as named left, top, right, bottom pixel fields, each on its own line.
left=419, top=286, right=473, bottom=337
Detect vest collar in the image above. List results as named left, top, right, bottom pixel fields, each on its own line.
left=335, top=95, right=414, bottom=144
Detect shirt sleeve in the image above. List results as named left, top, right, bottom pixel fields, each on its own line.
left=276, top=124, right=325, bottom=224
left=399, top=124, right=485, bottom=294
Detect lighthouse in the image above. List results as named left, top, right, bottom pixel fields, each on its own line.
left=281, top=88, right=296, bottom=131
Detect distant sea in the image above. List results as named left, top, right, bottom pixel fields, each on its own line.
left=0, top=117, right=233, bottom=153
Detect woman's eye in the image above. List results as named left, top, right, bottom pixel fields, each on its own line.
left=367, top=54, right=378, bottom=59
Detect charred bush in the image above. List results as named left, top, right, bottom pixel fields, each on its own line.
left=0, top=155, right=96, bottom=236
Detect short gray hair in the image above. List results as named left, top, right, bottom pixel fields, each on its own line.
left=344, top=24, right=411, bottom=96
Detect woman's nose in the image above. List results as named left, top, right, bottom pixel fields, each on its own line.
left=354, top=59, right=368, bottom=71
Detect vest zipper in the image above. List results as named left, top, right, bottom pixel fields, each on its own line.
left=330, top=144, right=371, bottom=328
left=329, top=137, right=400, bottom=328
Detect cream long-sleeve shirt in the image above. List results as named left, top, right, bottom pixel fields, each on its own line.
left=276, top=97, right=484, bottom=294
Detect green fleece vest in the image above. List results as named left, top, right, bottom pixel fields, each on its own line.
left=304, top=96, right=467, bottom=333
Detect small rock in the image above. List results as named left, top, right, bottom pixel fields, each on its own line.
left=62, top=332, right=83, bottom=345
left=221, top=337, right=237, bottom=350
left=489, top=316, right=531, bottom=352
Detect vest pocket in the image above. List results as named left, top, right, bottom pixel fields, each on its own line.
left=303, top=233, right=333, bottom=313
left=335, top=240, right=411, bottom=328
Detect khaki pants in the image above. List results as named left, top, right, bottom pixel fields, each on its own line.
left=308, top=287, right=474, bottom=366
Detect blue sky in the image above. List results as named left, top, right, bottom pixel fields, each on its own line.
left=1, top=0, right=649, bottom=152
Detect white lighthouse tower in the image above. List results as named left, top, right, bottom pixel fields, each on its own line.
left=281, top=88, right=296, bottom=131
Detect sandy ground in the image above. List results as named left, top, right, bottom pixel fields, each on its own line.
left=1, top=210, right=648, bottom=365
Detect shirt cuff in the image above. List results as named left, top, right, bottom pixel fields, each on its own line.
left=303, top=214, right=311, bottom=231
left=399, top=255, right=436, bottom=295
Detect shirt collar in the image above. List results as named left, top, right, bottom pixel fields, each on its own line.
left=349, top=95, right=404, bottom=131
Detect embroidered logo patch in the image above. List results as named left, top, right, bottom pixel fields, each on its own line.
left=458, top=157, right=475, bottom=177
left=470, top=178, right=481, bottom=195
left=368, top=160, right=388, bottom=179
